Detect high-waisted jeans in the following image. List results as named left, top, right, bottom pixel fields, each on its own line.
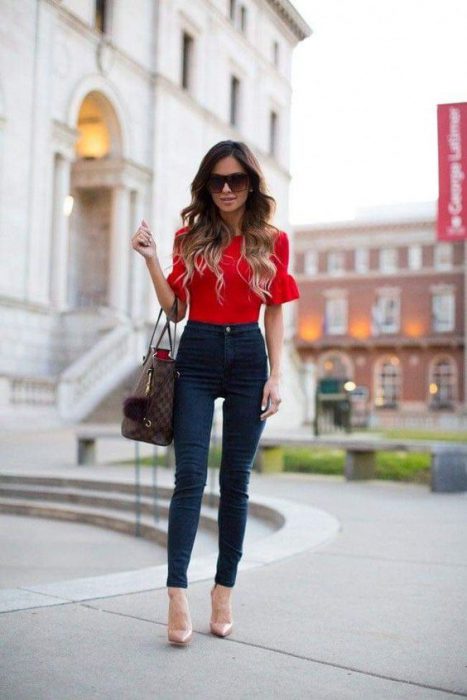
left=166, top=319, right=269, bottom=589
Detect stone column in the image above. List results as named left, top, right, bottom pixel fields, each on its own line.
left=109, top=184, right=131, bottom=315
left=301, top=360, right=317, bottom=425
left=50, top=153, right=72, bottom=311
left=128, top=188, right=146, bottom=320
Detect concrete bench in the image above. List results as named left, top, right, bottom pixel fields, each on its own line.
left=76, top=427, right=467, bottom=493
left=76, top=426, right=123, bottom=466
left=254, top=435, right=467, bottom=493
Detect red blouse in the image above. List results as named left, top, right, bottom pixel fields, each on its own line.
left=166, top=226, right=300, bottom=323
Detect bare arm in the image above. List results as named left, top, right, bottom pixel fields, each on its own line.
left=264, top=304, right=284, bottom=378
left=145, top=256, right=187, bottom=322
left=260, top=304, right=284, bottom=420
left=131, top=218, right=187, bottom=322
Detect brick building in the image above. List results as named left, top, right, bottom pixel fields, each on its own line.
left=293, top=204, right=467, bottom=428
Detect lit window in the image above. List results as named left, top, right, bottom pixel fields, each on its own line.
left=379, top=247, right=398, bottom=273
left=434, top=243, right=453, bottom=270
left=181, top=32, right=194, bottom=91
left=304, top=250, right=317, bottom=276
left=432, top=290, right=455, bottom=332
left=408, top=245, right=422, bottom=270
left=76, top=94, right=110, bottom=159
left=324, top=297, right=348, bottom=335
left=372, top=291, right=400, bottom=334
left=375, top=357, right=401, bottom=408
left=327, top=250, right=345, bottom=276
left=429, top=357, right=456, bottom=409
left=354, top=248, right=369, bottom=273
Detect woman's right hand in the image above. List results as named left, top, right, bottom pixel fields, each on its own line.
left=131, top=219, right=157, bottom=261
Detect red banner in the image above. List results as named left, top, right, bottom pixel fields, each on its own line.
left=437, top=102, right=467, bottom=241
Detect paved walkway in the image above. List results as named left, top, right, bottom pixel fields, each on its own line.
left=1, top=427, right=467, bottom=699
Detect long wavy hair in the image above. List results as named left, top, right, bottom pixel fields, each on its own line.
left=173, top=140, right=281, bottom=305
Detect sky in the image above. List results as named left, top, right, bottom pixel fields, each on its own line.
left=288, top=0, right=467, bottom=224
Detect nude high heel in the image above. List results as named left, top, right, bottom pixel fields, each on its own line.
left=167, top=593, right=193, bottom=646
left=210, top=583, right=234, bottom=638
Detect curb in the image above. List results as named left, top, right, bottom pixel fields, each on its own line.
left=0, top=494, right=339, bottom=613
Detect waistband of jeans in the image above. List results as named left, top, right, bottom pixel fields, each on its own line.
left=185, top=320, right=260, bottom=334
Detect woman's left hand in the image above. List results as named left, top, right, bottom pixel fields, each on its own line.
left=260, top=376, right=282, bottom=420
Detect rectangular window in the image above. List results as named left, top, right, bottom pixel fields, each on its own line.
left=304, top=250, right=317, bottom=276
left=354, top=248, right=369, bottom=273
left=379, top=247, right=398, bottom=273
left=181, top=32, right=194, bottom=90
left=273, top=40, right=279, bottom=67
left=325, top=297, right=348, bottom=335
left=230, top=75, right=240, bottom=127
left=327, top=250, right=345, bottom=276
left=434, top=243, right=453, bottom=270
left=408, top=245, right=422, bottom=270
left=229, top=0, right=236, bottom=21
left=269, top=110, right=278, bottom=157
left=372, top=293, right=400, bottom=334
left=432, top=291, right=455, bottom=332
left=95, top=0, right=108, bottom=33
left=240, top=5, right=247, bottom=32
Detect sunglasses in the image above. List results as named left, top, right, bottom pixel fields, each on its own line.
left=206, top=172, right=250, bottom=194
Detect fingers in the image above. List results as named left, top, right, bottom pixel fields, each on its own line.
left=260, top=392, right=281, bottom=420
left=132, top=219, right=155, bottom=250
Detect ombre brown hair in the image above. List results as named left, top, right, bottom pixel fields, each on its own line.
left=173, top=140, right=281, bottom=305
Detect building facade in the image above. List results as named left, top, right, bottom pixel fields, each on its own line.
left=293, top=204, right=467, bottom=429
left=0, top=0, right=310, bottom=428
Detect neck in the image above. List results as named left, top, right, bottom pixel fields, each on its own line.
left=220, top=208, right=244, bottom=235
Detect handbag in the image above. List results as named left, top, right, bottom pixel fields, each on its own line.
left=121, top=297, right=179, bottom=446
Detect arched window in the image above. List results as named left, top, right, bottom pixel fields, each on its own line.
left=318, top=351, right=353, bottom=380
left=374, top=356, right=401, bottom=408
left=429, top=356, right=457, bottom=409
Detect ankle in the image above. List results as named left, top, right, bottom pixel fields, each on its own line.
left=212, top=584, right=232, bottom=603
left=168, top=586, right=188, bottom=599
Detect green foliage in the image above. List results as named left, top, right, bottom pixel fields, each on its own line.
left=283, top=446, right=430, bottom=483
left=367, top=428, right=467, bottom=443
left=114, top=435, right=438, bottom=484
left=284, top=448, right=344, bottom=474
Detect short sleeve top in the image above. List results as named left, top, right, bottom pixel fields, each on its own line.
left=166, top=226, right=300, bottom=323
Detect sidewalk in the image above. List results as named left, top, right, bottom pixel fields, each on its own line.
left=1, top=427, right=467, bottom=699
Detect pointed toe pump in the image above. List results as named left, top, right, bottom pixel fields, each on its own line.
left=167, top=595, right=193, bottom=646
left=210, top=584, right=234, bottom=638
left=168, top=627, right=193, bottom=646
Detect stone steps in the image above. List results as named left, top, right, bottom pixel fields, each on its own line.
left=82, top=367, right=140, bottom=423
left=0, top=474, right=281, bottom=554
left=0, top=475, right=221, bottom=553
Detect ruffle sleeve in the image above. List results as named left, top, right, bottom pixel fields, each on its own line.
left=166, top=227, right=189, bottom=303
left=265, top=231, right=300, bottom=306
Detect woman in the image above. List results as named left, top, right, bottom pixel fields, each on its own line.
left=131, top=140, right=299, bottom=646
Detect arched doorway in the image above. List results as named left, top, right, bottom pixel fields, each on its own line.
left=318, top=351, right=353, bottom=380
left=67, top=91, right=123, bottom=309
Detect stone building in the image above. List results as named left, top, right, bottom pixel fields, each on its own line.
left=0, top=0, right=311, bottom=428
left=293, top=203, right=467, bottom=430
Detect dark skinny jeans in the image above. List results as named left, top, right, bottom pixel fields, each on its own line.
left=166, top=320, right=268, bottom=588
